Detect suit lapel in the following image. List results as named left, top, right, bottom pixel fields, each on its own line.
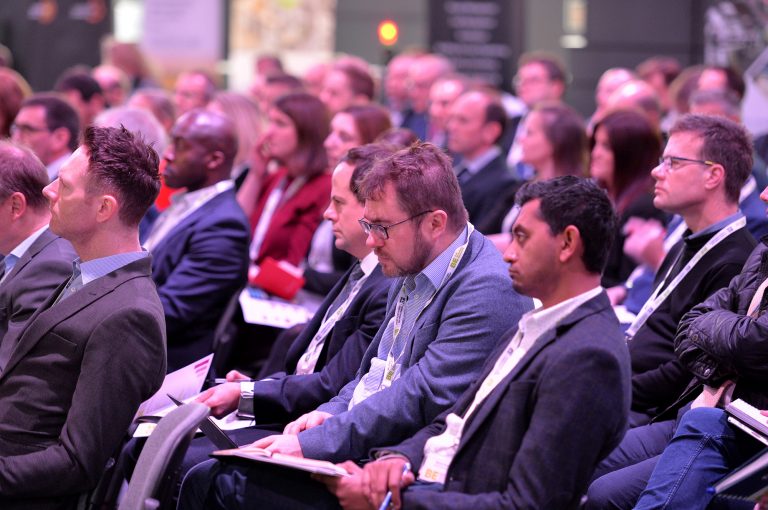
left=152, top=190, right=230, bottom=254
left=3, top=229, right=61, bottom=282
left=459, top=293, right=610, bottom=442
left=0, top=258, right=151, bottom=381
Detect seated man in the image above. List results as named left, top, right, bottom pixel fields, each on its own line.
left=623, top=114, right=756, bottom=425
left=178, top=142, right=532, bottom=509
left=0, top=141, right=75, bottom=344
left=587, top=115, right=764, bottom=509
left=0, top=126, right=166, bottom=509
left=143, top=109, right=250, bottom=371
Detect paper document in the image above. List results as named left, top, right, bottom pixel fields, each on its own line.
left=239, top=289, right=314, bottom=329
left=213, top=447, right=349, bottom=477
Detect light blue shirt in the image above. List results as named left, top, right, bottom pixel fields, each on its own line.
left=57, top=251, right=149, bottom=303
left=688, top=211, right=744, bottom=240
left=1, top=225, right=49, bottom=283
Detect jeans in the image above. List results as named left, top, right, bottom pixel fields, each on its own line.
left=634, top=407, right=756, bottom=510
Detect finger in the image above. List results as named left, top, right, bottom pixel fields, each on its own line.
left=226, top=370, right=247, bottom=382
left=195, top=388, right=214, bottom=404
left=306, top=412, right=326, bottom=429
left=389, top=464, right=405, bottom=509
left=251, top=436, right=276, bottom=449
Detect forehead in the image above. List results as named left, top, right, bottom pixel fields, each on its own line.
left=665, top=131, right=702, bottom=155
left=325, top=70, right=351, bottom=91
left=331, top=161, right=354, bottom=190
left=331, top=113, right=356, bottom=131
left=516, top=199, right=544, bottom=227
left=17, top=105, right=46, bottom=122
left=451, top=93, right=485, bottom=116
left=58, top=147, right=88, bottom=182
left=520, top=62, right=549, bottom=78
left=363, top=182, right=405, bottom=221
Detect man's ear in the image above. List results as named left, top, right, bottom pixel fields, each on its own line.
left=206, top=150, right=225, bottom=170
left=559, top=225, right=582, bottom=264
left=425, top=209, right=448, bottom=240
left=9, top=191, right=27, bottom=220
left=703, top=163, right=725, bottom=192
left=95, top=193, right=119, bottom=223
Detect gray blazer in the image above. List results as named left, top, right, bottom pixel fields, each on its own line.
left=298, top=229, right=533, bottom=462
left=0, top=257, right=166, bottom=509
left=0, top=228, right=75, bottom=343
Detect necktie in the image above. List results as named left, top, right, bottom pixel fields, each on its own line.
left=323, top=263, right=365, bottom=321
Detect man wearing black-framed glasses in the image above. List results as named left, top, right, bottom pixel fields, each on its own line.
left=11, top=94, right=79, bottom=182
left=586, top=113, right=758, bottom=509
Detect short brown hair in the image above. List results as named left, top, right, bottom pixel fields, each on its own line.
left=359, top=142, right=468, bottom=233
left=334, top=63, right=375, bottom=101
left=0, top=141, right=49, bottom=210
left=518, top=51, right=568, bottom=84
left=534, top=102, right=587, bottom=176
left=342, top=104, right=392, bottom=145
left=344, top=143, right=396, bottom=203
left=670, top=114, right=752, bottom=204
left=83, top=125, right=161, bottom=226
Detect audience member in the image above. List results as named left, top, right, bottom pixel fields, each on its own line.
left=251, top=72, right=304, bottom=119
left=0, top=141, right=75, bottom=343
left=636, top=56, right=682, bottom=130
left=586, top=114, right=759, bottom=508
left=103, top=40, right=157, bottom=91
left=92, top=64, right=130, bottom=108
left=174, top=70, right=217, bottom=117
left=177, top=142, right=531, bottom=509
left=445, top=89, right=515, bottom=229
left=0, top=68, right=31, bottom=137
left=142, top=109, right=250, bottom=371
left=384, top=53, right=418, bottom=126
left=237, top=92, right=331, bottom=267
left=319, top=61, right=375, bottom=115
left=590, top=67, right=635, bottom=128
left=207, top=91, right=262, bottom=182
left=54, top=71, right=106, bottom=130
left=0, top=126, right=165, bottom=509
left=303, top=62, right=330, bottom=97
left=128, top=88, right=176, bottom=133
left=590, top=109, right=665, bottom=289
left=400, top=54, right=454, bottom=140
left=12, top=94, right=80, bottom=182
left=607, top=80, right=664, bottom=132
left=505, top=51, right=568, bottom=170
left=426, top=74, right=467, bottom=148
left=375, top=127, right=419, bottom=148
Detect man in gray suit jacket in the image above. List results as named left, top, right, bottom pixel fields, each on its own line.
left=178, top=142, right=532, bottom=510
left=0, top=142, right=75, bottom=346
left=0, top=126, right=166, bottom=510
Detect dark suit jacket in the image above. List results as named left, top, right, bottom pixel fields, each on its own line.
left=249, top=168, right=331, bottom=267
left=0, top=228, right=75, bottom=343
left=0, top=257, right=166, bottom=510
left=150, top=188, right=250, bottom=371
left=382, top=292, right=631, bottom=510
left=250, top=263, right=390, bottom=424
left=458, top=153, right=517, bottom=229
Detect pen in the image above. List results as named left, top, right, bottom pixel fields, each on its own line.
left=213, top=378, right=255, bottom=384
left=378, top=461, right=411, bottom=510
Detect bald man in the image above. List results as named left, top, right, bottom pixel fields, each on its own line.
left=143, top=109, right=250, bottom=370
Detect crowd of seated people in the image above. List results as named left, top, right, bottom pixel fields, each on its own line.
left=1, top=43, right=768, bottom=510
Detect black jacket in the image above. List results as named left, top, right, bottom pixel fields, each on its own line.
left=675, top=239, right=768, bottom=411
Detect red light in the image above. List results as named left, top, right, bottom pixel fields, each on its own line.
left=378, top=20, right=399, bottom=46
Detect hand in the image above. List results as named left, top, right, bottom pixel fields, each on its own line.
left=315, top=461, right=372, bottom=510
left=196, top=383, right=241, bottom=418
left=251, top=434, right=304, bottom=457
left=623, top=217, right=666, bottom=269
left=283, top=410, right=333, bottom=435
left=691, top=381, right=736, bottom=409
left=250, top=133, right=272, bottom=178
left=362, top=457, right=415, bottom=510
left=225, top=370, right=251, bottom=382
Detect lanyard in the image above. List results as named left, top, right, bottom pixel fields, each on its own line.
left=379, top=224, right=475, bottom=389
left=626, top=216, right=746, bottom=339
left=294, top=270, right=370, bottom=374
left=249, top=176, right=306, bottom=260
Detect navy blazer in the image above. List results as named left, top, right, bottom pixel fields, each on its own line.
left=299, top=230, right=533, bottom=462
left=0, top=228, right=75, bottom=343
left=384, top=292, right=631, bottom=510
left=249, top=263, right=391, bottom=424
left=150, top=188, right=250, bottom=371
left=458, top=153, right=517, bottom=229
left=0, top=257, right=166, bottom=509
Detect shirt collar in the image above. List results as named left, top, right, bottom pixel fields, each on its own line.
left=463, top=146, right=502, bottom=175
left=76, top=250, right=149, bottom=286
left=688, top=211, right=744, bottom=240
left=170, top=179, right=234, bottom=208
left=520, top=286, right=603, bottom=335
left=417, top=224, right=470, bottom=291
left=8, top=224, right=49, bottom=259
left=359, top=251, right=379, bottom=276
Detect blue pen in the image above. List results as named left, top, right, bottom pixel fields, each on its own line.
left=378, top=461, right=411, bottom=510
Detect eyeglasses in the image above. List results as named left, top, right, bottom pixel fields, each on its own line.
left=657, top=156, right=717, bottom=172
left=358, top=210, right=433, bottom=240
left=10, top=123, right=50, bottom=135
